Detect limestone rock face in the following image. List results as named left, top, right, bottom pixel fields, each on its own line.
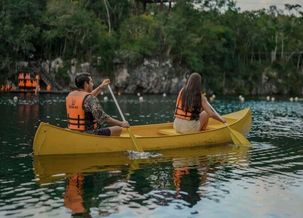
left=115, top=59, right=188, bottom=94
left=114, top=64, right=130, bottom=89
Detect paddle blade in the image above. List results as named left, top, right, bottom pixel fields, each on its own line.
left=228, top=127, right=251, bottom=146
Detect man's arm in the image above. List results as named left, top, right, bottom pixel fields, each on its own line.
left=85, top=95, right=110, bottom=125
left=91, top=79, right=110, bottom=97
left=85, top=95, right=129, bottom=128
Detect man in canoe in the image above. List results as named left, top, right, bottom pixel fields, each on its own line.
left=66, top=73, right=129, bottom=136
left=174, top=72, right=226, bottom=134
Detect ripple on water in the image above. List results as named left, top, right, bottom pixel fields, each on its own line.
left=251, top=102, right=303, bottom=140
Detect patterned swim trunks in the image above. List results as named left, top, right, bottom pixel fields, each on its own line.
left=95, top=128, right=111, bottom=136
left=87, top=128, right=111, bottom=136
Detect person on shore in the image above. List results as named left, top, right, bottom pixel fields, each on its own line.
left=66, top=73, right=129, bottom=136
left=173, top=72, right=226, bottom=134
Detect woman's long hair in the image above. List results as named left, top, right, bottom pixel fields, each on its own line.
left=181, top=73, right=202, bottom=112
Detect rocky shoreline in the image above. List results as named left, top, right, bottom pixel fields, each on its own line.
left=5, top=58, right=302, bottom=96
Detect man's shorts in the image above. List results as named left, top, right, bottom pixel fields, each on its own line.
left=95, top=128, right=111, bottom=136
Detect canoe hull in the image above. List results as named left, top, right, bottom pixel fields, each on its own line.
left=33, top=108, right=252, bottom=155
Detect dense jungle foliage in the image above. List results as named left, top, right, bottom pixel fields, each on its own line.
left=1, top=0, right=303, bottom=95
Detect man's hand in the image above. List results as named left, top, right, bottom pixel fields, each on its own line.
left=91, top=79, right=110, bottom=97
left=121, top=121, right=130, bottom=128
left=100, top=79, right=110, bottom=89
left=220, top=117, right=226, bottom=123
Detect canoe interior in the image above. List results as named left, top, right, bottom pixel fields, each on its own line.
left=122, top=117, right=237, bottom=137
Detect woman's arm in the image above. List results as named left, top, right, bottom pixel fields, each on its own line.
left=201, top=95, right=226, bottom=123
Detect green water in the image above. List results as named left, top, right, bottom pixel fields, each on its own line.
left=0, top=93, right=303, bottom=218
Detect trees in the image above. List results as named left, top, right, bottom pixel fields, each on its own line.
left=0, top=0, right=302, bottom=94
left=0, top=0, right=45, bottom=81
left=118, top=14, right=161, bottom=64
left=41, top=0, right=111, bottom=60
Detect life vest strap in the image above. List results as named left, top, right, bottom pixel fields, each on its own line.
left=67, top=121, right=97, bottom=125
left=68, top=122, right=85, bottom=126
left=67, top=117, right=85, bottom=121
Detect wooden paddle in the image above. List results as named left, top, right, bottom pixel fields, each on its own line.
left=208, top=104, right=250, bottom=146
left=224, top=123, right=250, bottom=146
left=108, top=86, right=144, bottom=152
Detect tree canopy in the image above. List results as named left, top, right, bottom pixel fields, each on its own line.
left=1, top=0, right=303, bottom=95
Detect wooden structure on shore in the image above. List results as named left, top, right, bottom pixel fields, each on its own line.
left=17, top=72, right=52, bottom=93
left=137, top=0, right=175, bottom=12
left=18, top=72, right=39, bottom=90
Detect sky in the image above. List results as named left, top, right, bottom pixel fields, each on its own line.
left=236, top=0, right=303, bottom=11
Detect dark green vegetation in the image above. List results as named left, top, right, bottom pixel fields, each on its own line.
left=1, top=0, right=303, bottom=95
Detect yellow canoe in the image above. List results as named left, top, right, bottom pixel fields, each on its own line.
left=33, top=108, right=252, bottom=155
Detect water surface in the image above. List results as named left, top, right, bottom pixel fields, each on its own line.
left=0, top=93, right=302, bottom=218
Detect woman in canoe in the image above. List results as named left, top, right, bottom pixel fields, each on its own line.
left=66, top=73, right=129, bottom=136
left=174, top=72, right=226, bottom=134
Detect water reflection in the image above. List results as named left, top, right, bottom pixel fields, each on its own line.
left=33, top=144, right=249, bottom=216
left=64, top=174, right=90, bottom=217
left=17, top=96, right=40, bottom=128
left=1, top=94, right=303, bottom=217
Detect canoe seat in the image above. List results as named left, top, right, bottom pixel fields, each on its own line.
left=158, top=124, right=221, bottom=136
left=158, top=128, right=181, bottom=136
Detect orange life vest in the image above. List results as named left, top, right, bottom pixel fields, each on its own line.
left=174, top=89, right=201, bottom=120
left=25, top=79, right=32, bottom=88
left=66, top=90, right=97, bottom=131
left=18, top=80, right=25, bottom=87
left=32, top=80, right=37, bottom=88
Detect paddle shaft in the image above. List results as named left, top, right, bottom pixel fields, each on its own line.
left=207, top=102, right=250, bottom=146
left=108, top=86, right=126, bottom=122
left=107, top=86, right=143, bottom=152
